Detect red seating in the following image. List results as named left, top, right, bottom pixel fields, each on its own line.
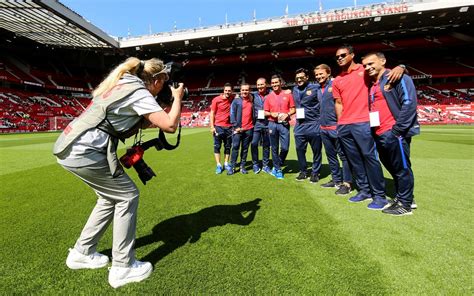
left=0, top=87, right=90, bottom=132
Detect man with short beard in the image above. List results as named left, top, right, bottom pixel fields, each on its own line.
left=362, top=52, right=419, bottom=216
left=264, top=75, right=295, bottom=180
left=292, top=68, right=322, bottom=183
left=210, top=83, right=234, bottom=174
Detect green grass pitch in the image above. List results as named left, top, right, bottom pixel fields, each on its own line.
left=0, top=125, right=472, bottom=294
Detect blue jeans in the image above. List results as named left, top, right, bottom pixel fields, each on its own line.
left=251, top=127, right=270, bottom=167
left=268, top=121, right=290, bottom=170
left=230, top=129, right=254, bottom=168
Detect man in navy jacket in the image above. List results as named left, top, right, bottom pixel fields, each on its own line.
left=228, top=83, right=254, bottom=175
left=314, top=64, right=352, bottom=195
left=362, top=52, right=420, bottom=216
left=292, top=68, right=322, bottom=183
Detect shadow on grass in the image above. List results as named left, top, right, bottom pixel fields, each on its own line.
left=282, top=160, right=332, bottom=180
left=384, top=177, right=396, bottom=199
left=135, top=198, right=262, bottom=266
left=282, top=160, right=300, bottom=174
left=342, top=175, right=396, bottom=199
left=318, top=164, right=332, bottom=179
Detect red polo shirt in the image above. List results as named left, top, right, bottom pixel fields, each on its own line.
left=369, top=81, right=396, bottom=136
left=211, top=94, right=232, bottom=127
left=241, top=98, right=254, bottom=130
left=332, top=64, right=371, bottom=125
left=263, top=91, right=295, bottom=122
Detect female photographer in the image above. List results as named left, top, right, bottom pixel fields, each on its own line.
left=53, top=57, right=184, bottom=288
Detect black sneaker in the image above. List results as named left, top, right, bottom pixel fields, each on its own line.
left=335, top=184, right=351, bottom=196
left=295, top=172, right=307, bottom=181
left=382, top=202, right=413, bottom=216
left=391, top=198, right=417, bottom=210
left=309, top=173, right=319, bottom=183
left=321, top=180, right=337, bottom=188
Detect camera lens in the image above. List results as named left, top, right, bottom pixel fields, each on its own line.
left=133, top=159, right=156, bottom=185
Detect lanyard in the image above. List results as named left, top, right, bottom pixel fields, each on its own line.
left=258, top=93, right=265, bottom=104
left=320, top=83, right=328, bottom=95
left=369, top=82, right=379, bottom=110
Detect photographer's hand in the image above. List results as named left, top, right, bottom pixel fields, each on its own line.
left=170, top=83, right=185, bottom=102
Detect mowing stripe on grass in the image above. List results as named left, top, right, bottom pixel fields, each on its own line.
left=0, top=126, right=472, bottom=294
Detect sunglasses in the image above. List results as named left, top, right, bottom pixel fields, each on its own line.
left=335, top=53, right=349, bottom=60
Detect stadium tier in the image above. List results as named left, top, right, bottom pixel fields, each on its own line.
left=0, top=82, right=472, bottom=133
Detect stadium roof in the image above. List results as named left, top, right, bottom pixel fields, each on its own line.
left=119, top=0, right=473, bottom=59
left=0, top=0, right=472, bottom=58
left=0, top=0, right=118, bottom=48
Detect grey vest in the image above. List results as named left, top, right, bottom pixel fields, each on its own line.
left=53, top=79, right=147, bottom=177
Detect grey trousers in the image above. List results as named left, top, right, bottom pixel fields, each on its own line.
left=62, top=163, right=139, bottom=267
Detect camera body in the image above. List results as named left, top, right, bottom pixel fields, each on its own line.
left=156, top=62, right=189, bottom=107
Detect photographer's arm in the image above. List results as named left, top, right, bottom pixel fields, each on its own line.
left=144, top=83, right=184, bottom=133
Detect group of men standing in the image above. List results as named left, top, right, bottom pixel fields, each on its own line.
left=209, top=44, right=419, bottom=216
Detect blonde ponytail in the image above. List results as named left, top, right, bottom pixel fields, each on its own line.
left=92, top=57, right=166, bottom=98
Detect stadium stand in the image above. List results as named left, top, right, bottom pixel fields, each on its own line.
left=0, top=0, right=473, bottom=132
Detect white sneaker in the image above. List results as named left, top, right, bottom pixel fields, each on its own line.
left=66, top=248, right=109, bottom=269
left=108, top=260, right=153, bottom=288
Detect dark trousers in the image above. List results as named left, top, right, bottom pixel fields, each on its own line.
left=268, top=121, right=290, bottom=170
left=337, top=122, right=385, bottom=199
left=294, top=130, right=322, bottom=174
left=251, top=127, right=270, bottom=167
left=213, top=126, right=232, bottom=154
left=375, top=131, right=414, bottom=206
left=321, top=129, right=352, bottom=183
left=230, top=129, right=254, bottom=168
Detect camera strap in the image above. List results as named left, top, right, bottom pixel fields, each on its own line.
left=139, top=123, right=181, bottom=151
left=159, top=123, right=181, bottom=150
